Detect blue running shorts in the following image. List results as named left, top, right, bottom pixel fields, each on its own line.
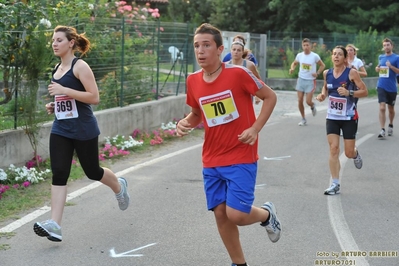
left=202, top=163, right=257, bottom=214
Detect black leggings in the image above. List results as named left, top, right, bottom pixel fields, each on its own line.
left=50, top=134, right=104, bottom=186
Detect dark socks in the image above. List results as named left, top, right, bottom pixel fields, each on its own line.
left=389, top=124, right=393, bottom=128
left=261, top=209, right=270, bottom=225
left=233, top=263, right=247, bottom=266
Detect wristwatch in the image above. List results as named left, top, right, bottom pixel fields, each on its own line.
left=349, top=90, right=354, bottom=97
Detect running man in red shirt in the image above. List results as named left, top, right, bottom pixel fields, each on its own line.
left=176, top=23, right=281, bottom=266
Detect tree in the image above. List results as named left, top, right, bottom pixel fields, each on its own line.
left=0, top=2, right=53, bottom=167
left=209, top=0, right=249, bottom=32
left=166, top=0, right=213, bottom=25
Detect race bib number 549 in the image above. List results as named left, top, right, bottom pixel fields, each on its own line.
left=54, top=95, right=78, bottom=120
left=199, top=90, right=239, bottom=127
left=328, top=96, right=347, bottom=116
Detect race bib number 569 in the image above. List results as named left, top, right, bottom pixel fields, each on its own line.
left=54, top=95, right=78, bottom=120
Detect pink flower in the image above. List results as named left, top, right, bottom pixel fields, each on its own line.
left=13, top=184, right=19, bottom=189
left=123, top=5, right=132, bottom=11
left=22, top=181, right=30, bottom=188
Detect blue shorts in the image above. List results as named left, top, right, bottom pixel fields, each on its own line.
left=202, top=163, right=257, bottom=214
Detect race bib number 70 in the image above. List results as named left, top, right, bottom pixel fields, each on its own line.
left=199, top=90, right=239, bottom=127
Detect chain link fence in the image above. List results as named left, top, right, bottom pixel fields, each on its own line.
left=0, top=19, right=195, bottom=130
left=1, top=25, right=398, bottom=130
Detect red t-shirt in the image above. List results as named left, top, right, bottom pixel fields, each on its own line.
left=186, top=63, right=263, bottom=167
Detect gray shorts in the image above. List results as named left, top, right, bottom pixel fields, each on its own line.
left=296, top=78, right=316, bottom=93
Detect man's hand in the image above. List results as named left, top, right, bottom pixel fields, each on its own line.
left=176, top=119, right=193, bottom=137
left=238, top=127, right=258, bottom=145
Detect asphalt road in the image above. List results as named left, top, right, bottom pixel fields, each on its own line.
left=1, top=91, right=398, bottom=266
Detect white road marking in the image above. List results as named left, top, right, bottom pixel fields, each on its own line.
left=109, top=243, right=157, bottom=258
left=263, top=155, right=291, bottom=161
left=0, top=144, right=203, bottom=233
left=255, top=184, right=266, bottom=189
left=284, top=98, right=376, bottom=117
left=327, top=133, right=373, bottom=265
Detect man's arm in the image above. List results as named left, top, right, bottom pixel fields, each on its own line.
left=176, top=108, right=202, bottom=136
left=289, top=60, right=299, bottom=75
left=316, top=70, right=328, bottom=102
left=316, top=60, right=325, bottom=76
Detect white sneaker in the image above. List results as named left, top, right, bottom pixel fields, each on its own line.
left=260, top=202, right=281, bottom=243
left=378, top=129, right=386, bottom=139
left=116, top=177, right=130, bottom=210
left=311, top=105, right=317, bottom=116
left=353, top=149, right=363, bottom=169
left=298, top=118, right=307, bottom=126
left=324, top=183, right=340, bottom=195
left=34, top=219, right=62, bottom=242
left=388, top=126, right=393, bottom=136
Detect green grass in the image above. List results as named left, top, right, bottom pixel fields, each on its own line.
left=267, top=67, right=290, bottom=78
left=367, top=88, right=377, bottom=97
left=0, top=163, right=85, bottom=225
left=158, top=62, right=194, bottom=74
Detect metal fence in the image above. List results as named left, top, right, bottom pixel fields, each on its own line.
left=0, top=19, right=195, bottom=130
left=1, top=24, right=398, bottom=130
left=78, top=18, right=195, bottom=110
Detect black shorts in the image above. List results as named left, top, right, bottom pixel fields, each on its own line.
left=377, top=87, right=397, bottom=106
left=326, top=119, right=358, bottom=139
left=397, top=75, right=399, bottom=84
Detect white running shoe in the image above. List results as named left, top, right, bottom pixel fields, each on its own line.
left=388, top=126, right=393, bottom=136
left=34, top=219, right=62, bottom=242
left=116, top=177, right=130, bottom=211
left=298, top=118, right=307, bottom=126
left=353, top=149, right=363, bottom=169
left=378, top=129, right=386, bottom=139
left=324, top=183, right=340, bottom=195
left=260, top=202, right=281, bottom=243
left=311, top=105, right=317, bottom=116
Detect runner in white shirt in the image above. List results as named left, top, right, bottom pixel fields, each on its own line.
left=346, top=44, right=367, bottom=77
left=289, top=38, right=325, bottom=126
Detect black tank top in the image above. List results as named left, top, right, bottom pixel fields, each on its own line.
left=51, top=58, right=100, bottom=140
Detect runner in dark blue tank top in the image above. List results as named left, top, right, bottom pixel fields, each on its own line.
left=315, top=45, right=368, bottom=195
left=228, top=39, right=262, bottom=105
left=33, top=25, right=130, bottom=242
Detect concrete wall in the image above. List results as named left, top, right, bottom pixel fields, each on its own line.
left=0, top=95, right=190, bottom=169
left=265, top=77, right=379, bottom=91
